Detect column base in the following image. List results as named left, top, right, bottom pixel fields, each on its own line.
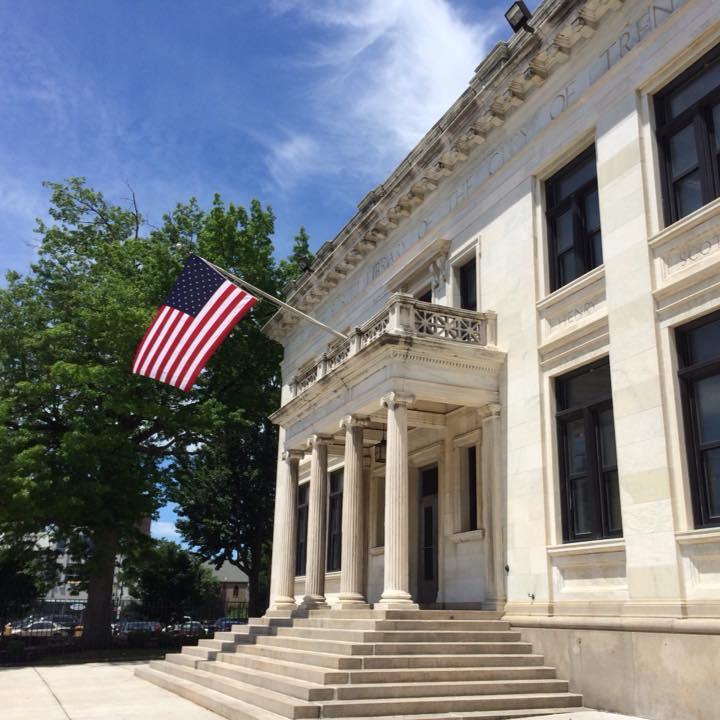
left=333, top=596, right=370, bottom=610
left=376, top=590, right=418, bottom=610
left=269, top=595, right=297, bottom=612
left=299, top=595, right=329, bottom=610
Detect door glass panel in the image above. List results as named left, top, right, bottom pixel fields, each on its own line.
left=567, top=418, right=587, bottom=474
left=591, top=232, right=603, bottom=267
left=571, top=475, right=594, bottom=536
left=687, top=318, right=720, bottom=364
left=559, top=250, right=577, bottom=286
left=598, top=409, right=617, bottom=467
left=604, top=470, right=622, bottom=533
left=695, top=374, right=720, bottom=443
left=555, top=209, right=574, bottom=252
left=669, top=61, right=720, bottom=118
left=584, top=189, right=600, bottom=232
left=674, top=171, right=703, bottom=218
left=713, top=104, right=720, bottom=148
left=703, top=448, right=720, bottom=519
left=557, top=156, right=596, bottom=197
left=669, top=124, right=698, bottom=177
left=423, top=506, right=434, bottom=581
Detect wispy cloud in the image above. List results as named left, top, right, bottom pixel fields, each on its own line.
left=151, top=520, right=181, bottom=542
left=264, top=0, right=497, bottom=189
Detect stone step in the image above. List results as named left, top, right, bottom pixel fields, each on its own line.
left=326, top=709, right=584, bottom=720
left=136, top=665, right=287, bottom=720
left=345, top=666, right=557, bottom=684
left=181, top=645, right=219, bottom=660
left=360, top=654, right=546, bottom=669
left=275, top=627, right=522, bottom=643
left=333, top=679, right=569, bottom=701
left=255, top=635, right=375, bottom=656
left=234, top=643, right=363, bottom=670
left=371, top=642, right=533, bottom=656
left=148, top=660, right=319, bottom=718
left=318, top=692, right=583, bottom=718
left=308, top=609, right=503, bottom=621
left=293, top=619, right=511, bottom=632
left=199, top=638, right=245, bottom=652
left=199, top=660, right=334, bottom=702
left=219, top=651, right=349, bottom=684
left=249, top=617, right=294, bottom=628
left=164, top=652, right=202, bottom=668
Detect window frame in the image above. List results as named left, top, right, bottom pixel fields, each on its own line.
left=326, top=468, right=343, bottom=572
left=295, top=482, right=309, bottom=576
left=555, top=358, right=622, bottom=543
left=655, top=44, right=720, bottom=225
left=676, top=309, right=720, bottom=528
left=545, top=145, right=602, bottom=292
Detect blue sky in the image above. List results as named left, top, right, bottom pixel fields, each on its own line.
left=0, top=0, right=536, bottom=543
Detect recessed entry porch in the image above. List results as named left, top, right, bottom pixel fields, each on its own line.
left=268, top=298, right=506, bottom=613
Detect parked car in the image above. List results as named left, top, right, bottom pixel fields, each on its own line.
left=10, top=621, right=70, bottom=638
left=214, top=616, right=247, bottom=632
left=115, top=621, right=162, bottom=645
left=165, top=620, right=207, bottom=638
left=39, top=615, right=81, bottom=631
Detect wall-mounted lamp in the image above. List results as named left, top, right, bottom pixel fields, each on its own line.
left=505, top=1, right=535, bottom=34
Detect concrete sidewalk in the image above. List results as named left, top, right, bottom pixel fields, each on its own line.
left=0, top=661, right=648, bottom=720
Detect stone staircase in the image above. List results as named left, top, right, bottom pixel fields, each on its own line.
left=135, top=609, right=583, bottom=720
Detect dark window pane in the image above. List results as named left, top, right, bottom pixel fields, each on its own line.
left=555, top=209, right=575, bottom=252
left=669, top=124, right=699, bottom=177
left=559, top=250, right=578, bottom=286
left=584, top=189, right=600, bottom=232
left=559, top=362, right=612, bottom=410
left=674, top=171, right=703, bottom=218
left=687, top=318, right=720, bottom=364
left=591, top=231, right=603, bottom=266
left=604, top=470, right=623, bottom=533
left=421, top=466, right=438, bottom=496
left=567, top=418, right=587, bottom=474
left=703, top=448, right=720, bottom=518
left=695, top=374, right=720, bottom=444
left=467, top=446, right=477, bottom=531
left=571, top=475, right=595, bottom=536
left=423, top=506, right=434, bottom=580
left=557, top=157, right=596, bottom=198
left=598, top=409, right=617, bottom=467
left=418, top=288, right=432, bottom=303
left=713, top=104, right=720, bottom=148
left=669, top=60, right=720, bottom=119
left=459, top=258, right=477, bottom=311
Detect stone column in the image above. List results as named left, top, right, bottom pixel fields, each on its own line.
left=336, top=414, right=370, bottom=608
left=269, top=449, right=304, bottom=611
left=302, top=433, right=333, bottom=608
left=481, top=404, right=505, bottom=610
left=378, top=392, right=418, bottom=609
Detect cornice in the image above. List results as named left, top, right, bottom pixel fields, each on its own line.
left=264, top=0, right=626, bottom=341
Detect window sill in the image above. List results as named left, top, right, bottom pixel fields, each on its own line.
left=368, top=546, right=384, bottom=556
left=547, top=537, right=625, bottom=557
left=536, top=264, right=605, bottom=311
left=449, top=529, right=486, bottom=544
left=648, top=195, right=720, bottom=249
left=676, top=527, right=720, bottom=546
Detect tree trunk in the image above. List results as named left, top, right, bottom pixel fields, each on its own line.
left=246, top=552, right=269, bottom=618
left=82, top=530, right=118, bottom=648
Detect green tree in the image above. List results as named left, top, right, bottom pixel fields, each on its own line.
left=0, top=179, right=200, bottom=645
left=278, top=226, right=315, bottom=286
left=120, top=539, right=219, bottom=624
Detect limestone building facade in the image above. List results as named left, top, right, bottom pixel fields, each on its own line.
left=263, top=0, right=720, bottom=715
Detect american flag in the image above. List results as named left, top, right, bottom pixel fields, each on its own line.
left=132, top=255, right=257, bottom=392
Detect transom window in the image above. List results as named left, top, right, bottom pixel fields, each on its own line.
left=677, top=310, right=720, bottom=527
left=556, top=359, right=622, bottom=542
left=546, top=146, right=602, bottom=292
left=326, top=469, right=343, bottom=572
left=295, top=483, right=309, bottom=576
left=655, top=45, right=720, bottom=224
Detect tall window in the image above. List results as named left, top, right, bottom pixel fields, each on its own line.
left=546, top=146, right=602, bottom=291
left=326, top=469, right=343, bottom=572
left=295, top=484, right=309, bottom=576
left=458, top=257, right=477, bottom=310
left=556, top=359, right=622, bottom=542
left=655, top=45, right=720, bottom=224
left=467, top=446, right=478, bottom=531
left=677, top=311, right=720, bottom=527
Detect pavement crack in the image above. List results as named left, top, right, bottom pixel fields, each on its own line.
left=32, top=666, right=72, bottom=720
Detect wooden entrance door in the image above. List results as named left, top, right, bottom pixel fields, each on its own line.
left=417, top=465, right=439, bottom=605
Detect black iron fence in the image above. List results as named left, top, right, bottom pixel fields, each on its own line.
left=0, top=598, right=249, bottom=665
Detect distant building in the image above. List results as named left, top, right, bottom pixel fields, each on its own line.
left=205, top=561, right=249, bottom=608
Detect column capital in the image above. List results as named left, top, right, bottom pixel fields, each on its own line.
left=478, top=402, right=502, bottom=421
left=282, top=448, right=305, bottom=463
left=340, top=414, right=371, bottom=430
left=306, top=433, right=334, bottom=449
left=380, top=391, right=415, bottom=411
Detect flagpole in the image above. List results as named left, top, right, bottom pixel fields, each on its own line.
left=197, top=256, right=349, bottom=341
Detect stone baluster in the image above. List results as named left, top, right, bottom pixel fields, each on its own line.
left=378, top=392, right=418, bottom=609
left=301, top=434, right=333, bottom=608
left=269, top=449, right=304, bottom=611
left=336, top=415, right=371, bottom=608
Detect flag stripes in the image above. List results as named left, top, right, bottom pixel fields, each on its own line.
left=132, top=256, right=257, bottom=391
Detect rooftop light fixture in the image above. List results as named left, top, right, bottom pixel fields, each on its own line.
left=505, top=1, right=535, bottom=34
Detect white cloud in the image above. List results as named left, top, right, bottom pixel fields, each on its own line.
left=151, top=520, right=181, bottom=542
left=265, top=0, right=497, bottom=188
